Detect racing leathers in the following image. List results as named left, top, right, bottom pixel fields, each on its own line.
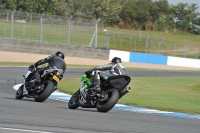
left=30, top=55, right=66, bottom=85
left=84, top=62, right=126, bottom=93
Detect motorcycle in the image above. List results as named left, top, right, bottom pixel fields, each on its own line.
left=68, top=70, right=131, bottom=113
left=14, top=66, right=63, bottom=102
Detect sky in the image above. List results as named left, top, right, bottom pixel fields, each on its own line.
left=168, top=0, right=200, bottom=12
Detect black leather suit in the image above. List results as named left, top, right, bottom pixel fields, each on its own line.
left=33, top=55, right=66, bottom=83
left=86, top=62, right=126, bottom=90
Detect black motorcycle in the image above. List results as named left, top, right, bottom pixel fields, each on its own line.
left=14, top=67, right=63, bottom=102
left=68, top=73, right=131, bottom=113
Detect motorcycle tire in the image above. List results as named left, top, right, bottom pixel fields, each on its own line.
left=68, top=90, right=80, bottom=109
left=15, top=84, right=24, bottom=100
left=96, top=88, right=119, bottom=113
left=34, top=80, right=55, bottom=102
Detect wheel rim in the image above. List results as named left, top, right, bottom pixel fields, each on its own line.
left=17, top=89, right=22, bottom=94
left=36, top=82, right=47, bottom=95
left=70, top=96, right=78, bottom=105
left=97, top=90, right=113, bottom=107
left=17, top=86, right=23, bottom=95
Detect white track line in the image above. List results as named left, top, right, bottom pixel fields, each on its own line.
left=0, top=127, right=54, bottom=133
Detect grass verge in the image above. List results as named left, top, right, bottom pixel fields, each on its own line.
left=58, top=77, right=200, bottom=114
left=0, top=62, right=33, bottom=66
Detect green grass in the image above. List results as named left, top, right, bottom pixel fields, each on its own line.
left=0, top=20, right=200, bottom=58
left=0, top=62, right=33, bottom=66
left=58, top=77, right=200, bottom=114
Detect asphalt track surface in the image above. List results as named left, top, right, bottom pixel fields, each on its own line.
left=0, top=67, right=200, bottom=133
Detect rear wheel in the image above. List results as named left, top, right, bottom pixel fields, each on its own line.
left=15, top=84, right=24, bottom=100
left=96, top=88, right=119, bottom=113
left=34, top=81, right=55, bottom=102
left=68, top=90, right=80, bottom=109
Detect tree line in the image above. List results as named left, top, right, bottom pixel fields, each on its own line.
left=0, top=0, right=200, bottom=34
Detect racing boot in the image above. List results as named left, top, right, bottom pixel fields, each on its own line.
left=90, top=87, right=108, bottom=101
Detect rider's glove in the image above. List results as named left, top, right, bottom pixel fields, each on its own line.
left=85, top=68, right=96, bottom=76
left=29, top=64, right=36, bottom=71
left=29, top=64, right=34, bottom=68
left=85, top=70, right=93, bottom=76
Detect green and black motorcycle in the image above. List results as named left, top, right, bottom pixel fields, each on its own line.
left=68, top=71, right=131, bottom=113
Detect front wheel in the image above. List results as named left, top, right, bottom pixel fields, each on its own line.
left=96, top=88, right=119, bottom=113
left=15, top=84, right=24, bottom=100
left=34, top=80, right=55, bottom=102
left=68, top=90, right=80, bottom=109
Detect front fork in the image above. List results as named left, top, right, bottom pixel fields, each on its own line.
left=93, top=71, right=101, bottom=88
left=23, top=70, right=33, bottom=93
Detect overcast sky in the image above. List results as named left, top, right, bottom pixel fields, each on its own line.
left=168, top=0, right=200, bottom=12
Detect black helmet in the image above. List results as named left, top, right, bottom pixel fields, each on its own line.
left=111, top=57, right=122, bottom=64
left=55, top=51, right=65, bottom=59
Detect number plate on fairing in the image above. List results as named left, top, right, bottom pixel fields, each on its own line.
left=53, top=75, right=60, bottom=82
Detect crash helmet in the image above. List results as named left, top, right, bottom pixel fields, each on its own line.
left=55, top=51, right=65, bottom=59
left=111, top=57, right=126, bottom=74
left=111, top=57, right=122, bottom=64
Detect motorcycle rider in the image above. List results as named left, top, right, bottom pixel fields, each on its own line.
left=23, top=51, right=66, bottom=95
left=83, top=57, right=126, bottom=100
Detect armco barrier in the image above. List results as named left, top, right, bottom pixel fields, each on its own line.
left=129, top=52, right=168, bottom=65
left=167, top=56, right=200, bottom=68
left=109, top=50, right=130, bottom=62
left=109, top=50, right=200, bottom=68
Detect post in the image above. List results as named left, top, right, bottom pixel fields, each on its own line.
left=184, top=40, right=189, bottom=58
left=135, top=39, right=136, bottom=51
left=104, top=29, right=109, bottom=49
left=10, top=10, right=16, bottom=39
left=67, top=16, right=73, bottom=46
left=105, top=35, right=109, bottom=49
left=157, top=36, right=165, bottom=53
left=146, top=35, right=150, bottom=53
left=30, top=14, right=32, bottom=25
left=95, top=18, right=101, bottom=48
left=39, top=13, right=45, bottom=43
left=7, top=12, right=9, bottom=22
left=89, top=18, right=100, bottom=48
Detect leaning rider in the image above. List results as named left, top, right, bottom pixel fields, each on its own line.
left=23, top=51, right=67, bottom=95
left=82, top=57, right=126, bottom=100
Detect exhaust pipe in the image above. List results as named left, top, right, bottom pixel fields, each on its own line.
left=119, top=86, right=131, bottom=99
